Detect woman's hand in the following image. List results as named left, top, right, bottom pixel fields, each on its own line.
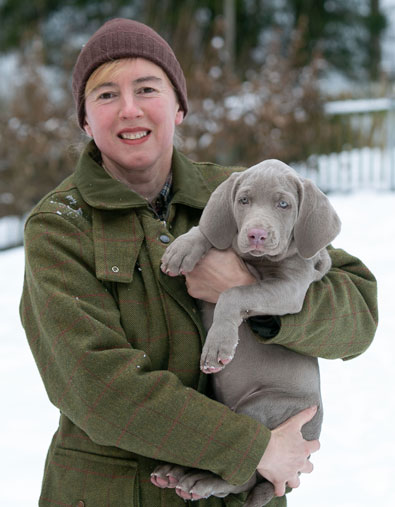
left=257, top=406, right=320, bottom=497
left=184, top=248, right=255, bottom=303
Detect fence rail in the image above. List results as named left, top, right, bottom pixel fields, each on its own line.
left=1, top=97, right=395, bottom=251
left=296, top=97, right=395, bottom=192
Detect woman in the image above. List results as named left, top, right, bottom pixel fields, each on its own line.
left=20, top=18, right=377, bottom=507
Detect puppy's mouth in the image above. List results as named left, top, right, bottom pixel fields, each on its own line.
left=248, top=248, right=267, bottom=257
left=242, top=240, right=282, bottom=258
left=237, top=226, right=283, bottom=257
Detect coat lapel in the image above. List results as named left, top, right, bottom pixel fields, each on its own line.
left=92, top=209, right=144, bottom=283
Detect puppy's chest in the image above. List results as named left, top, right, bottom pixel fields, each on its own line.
left=246, top=258, right=293, bottom=282
left=246, top=251, right=316, bottom=283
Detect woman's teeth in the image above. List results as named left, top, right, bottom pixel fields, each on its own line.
left=120, top=131, right=149, bottom=140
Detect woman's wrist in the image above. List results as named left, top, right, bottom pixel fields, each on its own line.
left=234, top=269, right=256, bottom=288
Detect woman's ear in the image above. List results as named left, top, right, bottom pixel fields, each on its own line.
left=175, top=107, right=184, bottom=126
left=83, top=119, right=93, bottom=138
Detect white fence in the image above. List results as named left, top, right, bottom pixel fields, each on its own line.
left=296, top=97, right=395, bottom=193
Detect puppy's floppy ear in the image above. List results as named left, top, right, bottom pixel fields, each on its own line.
left=294, top=178, right=341, bottom=259
left=199, top=172, right=240, bottom=249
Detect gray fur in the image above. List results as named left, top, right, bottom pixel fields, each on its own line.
left=155, top=159, right=341, bottom=505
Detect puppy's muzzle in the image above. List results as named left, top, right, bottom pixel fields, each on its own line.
left=247, top=228, right=268, bottom=247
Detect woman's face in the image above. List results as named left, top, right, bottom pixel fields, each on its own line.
left=84, top=58, right=184, bottom=185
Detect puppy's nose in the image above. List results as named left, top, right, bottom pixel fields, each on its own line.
left=247, top=228, right=268, bottom=246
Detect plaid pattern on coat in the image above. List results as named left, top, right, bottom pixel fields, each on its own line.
left=20, top=141, right=378, bottom=507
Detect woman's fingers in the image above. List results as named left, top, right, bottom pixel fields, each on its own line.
left=286, top=474, right=301, bottom=490
left=307, top=438, right=320, bottom=455
left=284, top=405, right=318, bottom=430
left=257, top=406, right=320, bottom=497
left=272, top=482, right=287, bottom=497
left=300, top=459, right=314, bottom=474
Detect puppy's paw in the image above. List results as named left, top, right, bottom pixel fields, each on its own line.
left=161, top=226, right=211, bottom=276
left=161, top=243, right=201, bottom=275
left=200, top=326, right=238, bottom=374
left=175, top=470, right=240, bottom=500
left=151, top=464, right=190, bottom=489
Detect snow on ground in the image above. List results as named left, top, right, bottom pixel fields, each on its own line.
left=1, top=190, right=394, bottom=506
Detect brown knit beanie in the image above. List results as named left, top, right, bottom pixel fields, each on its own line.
left=72, top=18, right=188, bottom=129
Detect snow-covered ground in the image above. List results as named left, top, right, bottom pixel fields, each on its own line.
left=1, top=190, right=394, bottom=506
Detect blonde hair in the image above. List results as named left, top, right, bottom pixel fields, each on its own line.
left=84, top=58, right=135, bottom=99
left=84, top=57, right=179, bottom=102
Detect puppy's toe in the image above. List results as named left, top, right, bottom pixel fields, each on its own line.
left=200, top=346, right=234, bottom=373
left=190, top=476, right=237, bottom=499
left=201, top=361, right=229, bottom=374
left=151, top=464, right=190, bottom=489
left=176, top=487, right=203, bottom=501
left=150, top=475, right=169, bottom=488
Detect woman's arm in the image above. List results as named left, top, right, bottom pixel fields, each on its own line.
left=185, top=246, right=378, bottom=360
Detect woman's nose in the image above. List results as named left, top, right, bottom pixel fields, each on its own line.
left=119, top=95, right=143, bottom=118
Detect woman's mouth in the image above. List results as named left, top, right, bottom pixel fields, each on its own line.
left=118, top=130, right=151, bottom=141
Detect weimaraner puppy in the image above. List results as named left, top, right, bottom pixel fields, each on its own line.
left=152, top=159, right=341, bottom=506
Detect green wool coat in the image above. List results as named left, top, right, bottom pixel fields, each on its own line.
left=20, top=141, right=378, bottom=507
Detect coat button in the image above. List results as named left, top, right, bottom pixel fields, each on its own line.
left=159, top=234, right=170, bottom=244
left=76, top=502, right=85, bottom=507
left=111, top=265, right=120, bottom=273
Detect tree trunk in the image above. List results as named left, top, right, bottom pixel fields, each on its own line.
left=369, top=0, right=382, bottom=81
left=224, top=0, right=236, bottom=70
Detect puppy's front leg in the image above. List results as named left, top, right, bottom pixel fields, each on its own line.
left=200, top=287, right=246, bottom=373
left=200, top=275, right=311, bottom=373
left=161, top=226, right=212, bottom=275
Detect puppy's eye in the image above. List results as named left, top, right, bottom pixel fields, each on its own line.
left=239, top=196, right=249, bottom=205
left=277, top=200, right=289, bottom=209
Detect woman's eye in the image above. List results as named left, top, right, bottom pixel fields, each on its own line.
left=137, top=87, right=156, bottom=95
left=277, top=200, right=289, bottom=209
left=98, top=91, right=116, bottom=100
left=239, top=196, right=249, bottom=205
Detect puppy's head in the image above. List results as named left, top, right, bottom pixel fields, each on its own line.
left=231, top=161, right=301, bottom=259
left=199, top=160, right=341, bottom=260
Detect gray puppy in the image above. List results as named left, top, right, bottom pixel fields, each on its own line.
left=154, top=159, right=341, bottom=506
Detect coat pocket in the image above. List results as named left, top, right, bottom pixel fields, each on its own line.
left=40, top=448, right=139, bottom=507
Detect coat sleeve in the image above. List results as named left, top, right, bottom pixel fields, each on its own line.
left=20, top=210, right=270, bottom=486
left=258, top=246, right=378, bottom=359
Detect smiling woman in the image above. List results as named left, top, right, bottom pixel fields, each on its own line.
left=19, top=17, right=378, bottom=507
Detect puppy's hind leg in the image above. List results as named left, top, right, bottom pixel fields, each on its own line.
left=244, top=480, right=275, bottom=507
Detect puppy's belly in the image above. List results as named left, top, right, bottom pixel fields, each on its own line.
left=210, top=322, right=323, bottom=439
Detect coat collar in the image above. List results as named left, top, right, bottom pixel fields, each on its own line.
left=75, top=141, right=212, bottom=284
left=74, top=140, right=211, bottom=211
